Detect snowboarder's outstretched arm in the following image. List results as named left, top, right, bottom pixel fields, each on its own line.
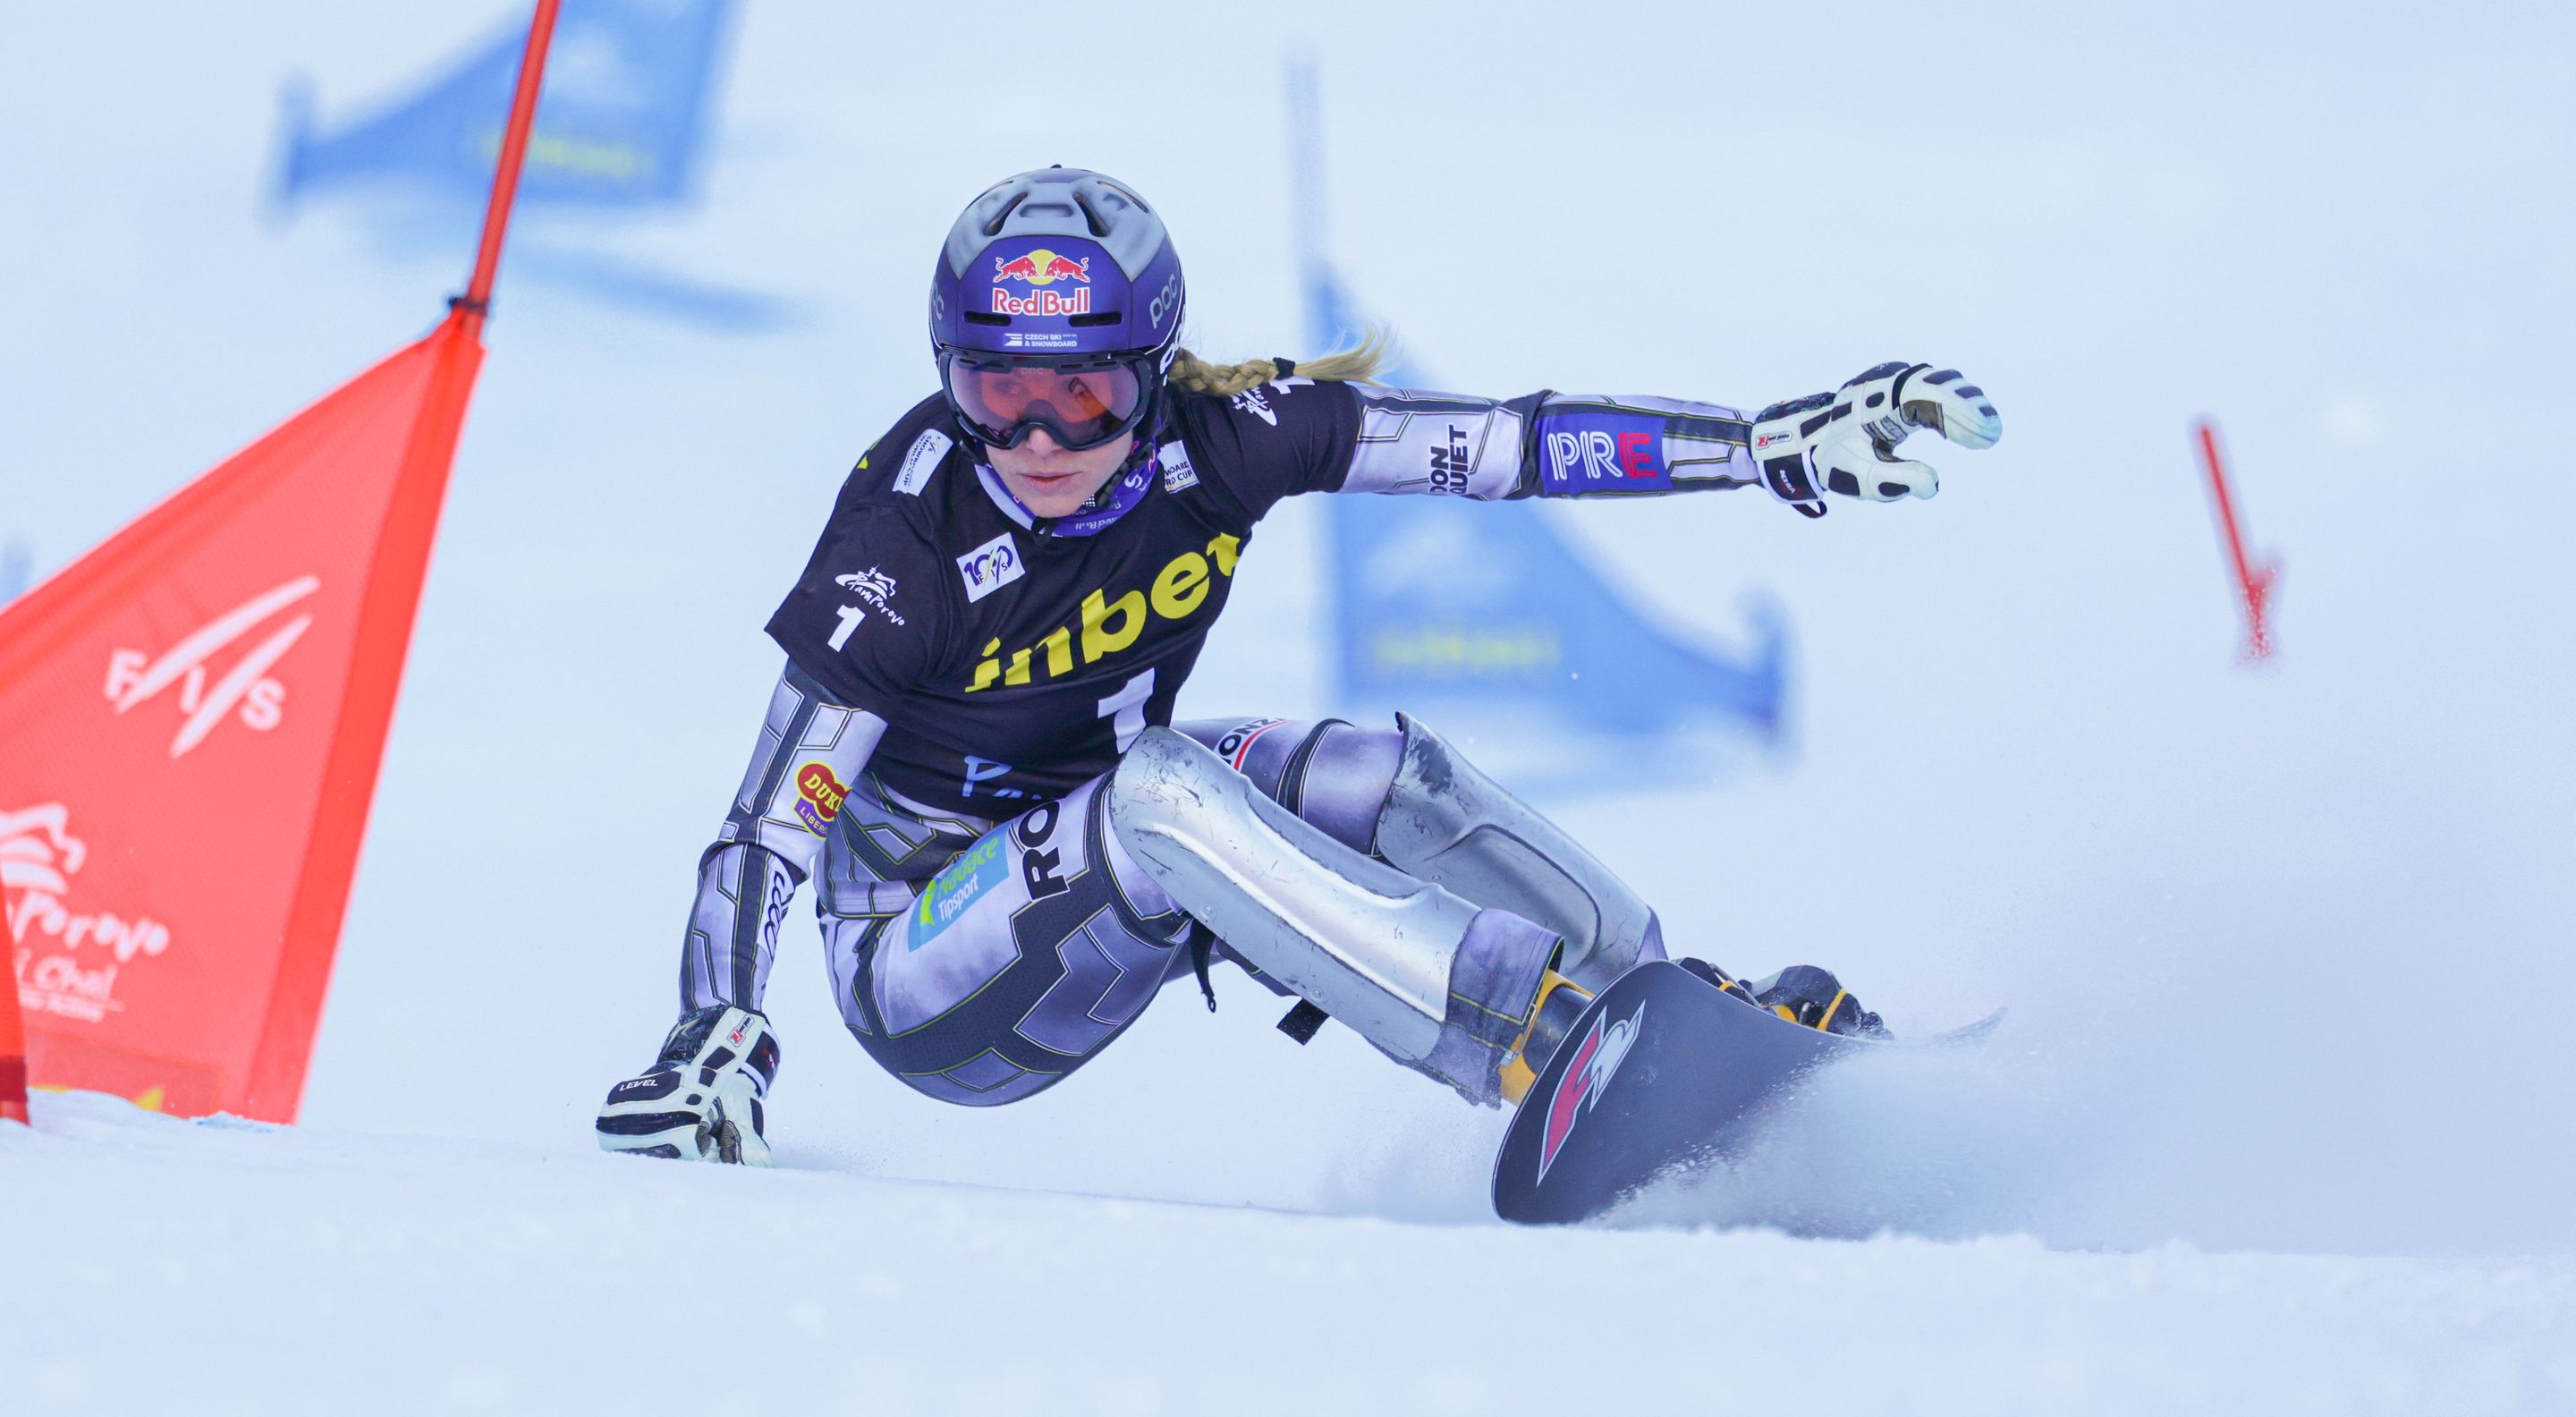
left=1326, top=361, right=2002, bottom=515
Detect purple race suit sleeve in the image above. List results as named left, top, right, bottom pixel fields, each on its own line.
left=1332, top=385, right=1763, bottom=501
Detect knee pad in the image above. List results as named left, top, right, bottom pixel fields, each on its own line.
left=1172, top=717, right=1403, bottom=853
left=1374, top=715, right=1664, bottom=990
left=1109, top=727, right=1556, bottom=1106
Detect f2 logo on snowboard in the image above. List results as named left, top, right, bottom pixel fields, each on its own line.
left=1536, top=1001, right=1644, bottom=1185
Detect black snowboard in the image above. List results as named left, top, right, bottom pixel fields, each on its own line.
left=1490, top=960, right=1996, bottom=1226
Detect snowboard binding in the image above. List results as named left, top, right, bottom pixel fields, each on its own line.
left=1490, top=957, right=1987, bottom=1225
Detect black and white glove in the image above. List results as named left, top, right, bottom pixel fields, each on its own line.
left=1749, top=362, right=2002, bottom=517
left=595, top=1005, right=780, bottom=1166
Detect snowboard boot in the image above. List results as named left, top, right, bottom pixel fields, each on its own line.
left=1677, top=956, right=1888, bottom=1036
left=1493, top=958, right=1890, bottom=1107
left=1674, top=956, right=1761, bottom=1006
left=1747, top=963, right=1890, bottom=1039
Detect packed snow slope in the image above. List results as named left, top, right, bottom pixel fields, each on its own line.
left=12, top=1092, right=2573, bottom=1416
left=6, top=1, right=2576, bottom=1410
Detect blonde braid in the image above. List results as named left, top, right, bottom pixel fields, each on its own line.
left=1165, top=350, right=1282, bottom=396
left=1165, top=327, right=1392, bottom=395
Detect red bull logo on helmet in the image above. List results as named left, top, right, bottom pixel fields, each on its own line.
left=990, top=247, right=1094, bottom=317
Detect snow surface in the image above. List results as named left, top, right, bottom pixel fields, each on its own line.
left=7, top=0, right=2576, bottom=1410
left=13, top=1091, right=2574, bottom=1415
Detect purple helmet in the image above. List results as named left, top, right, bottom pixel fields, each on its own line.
left=930, top=167, right=1186, bottom=451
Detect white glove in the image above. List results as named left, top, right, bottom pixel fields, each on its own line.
left=1749, top=362, right=2002, bottom=516
left=596, top=1005, right=779, bottom=1166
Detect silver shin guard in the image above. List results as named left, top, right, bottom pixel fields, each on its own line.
left=1109, top=728, right=1559, bottom=1107
left=1371, top=715, right=1665, bottom=992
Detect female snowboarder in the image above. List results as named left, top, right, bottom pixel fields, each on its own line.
left=596, top=166, right=2002, bottom=1165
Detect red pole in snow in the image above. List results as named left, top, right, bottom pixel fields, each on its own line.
left=0, top=4, right=570, bottom=1123
left=454, top=0, right=563, bottom=337
left=1, top=952, right=27, bottom=1124
left=2192, top=418, right=2279, bottom=662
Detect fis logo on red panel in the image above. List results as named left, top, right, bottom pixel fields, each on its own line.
left=1536, top=1000, right=1644, bottom=1185
left=990, top=248, right=1094, bottom=317
left=100, top=574, right=319, bottom=759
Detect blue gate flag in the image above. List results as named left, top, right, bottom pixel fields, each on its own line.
left=279, top=0, right=733, bottom=209
left=1309, top=268, right=1789, bottom=778
left=0, top=540, right=30, bottom=608
left=1283, top=55, right=1787, bottom=791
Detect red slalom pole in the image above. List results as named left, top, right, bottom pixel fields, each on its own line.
left=0, top=4, right=564, bottom=1121
left=455, top=0, right=562, bottom=338
left=2192, top=418, right=2280, bottom=662
left=2, top=957, right=27, bottom=1124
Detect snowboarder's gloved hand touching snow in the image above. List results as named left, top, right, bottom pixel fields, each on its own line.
left=596, top=1005, right=779, bottom=1166
left=1748, top=361, right=2002, bottom=516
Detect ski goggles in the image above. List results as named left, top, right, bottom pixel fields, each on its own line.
left=939, top=351, right=1162, bottom=452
